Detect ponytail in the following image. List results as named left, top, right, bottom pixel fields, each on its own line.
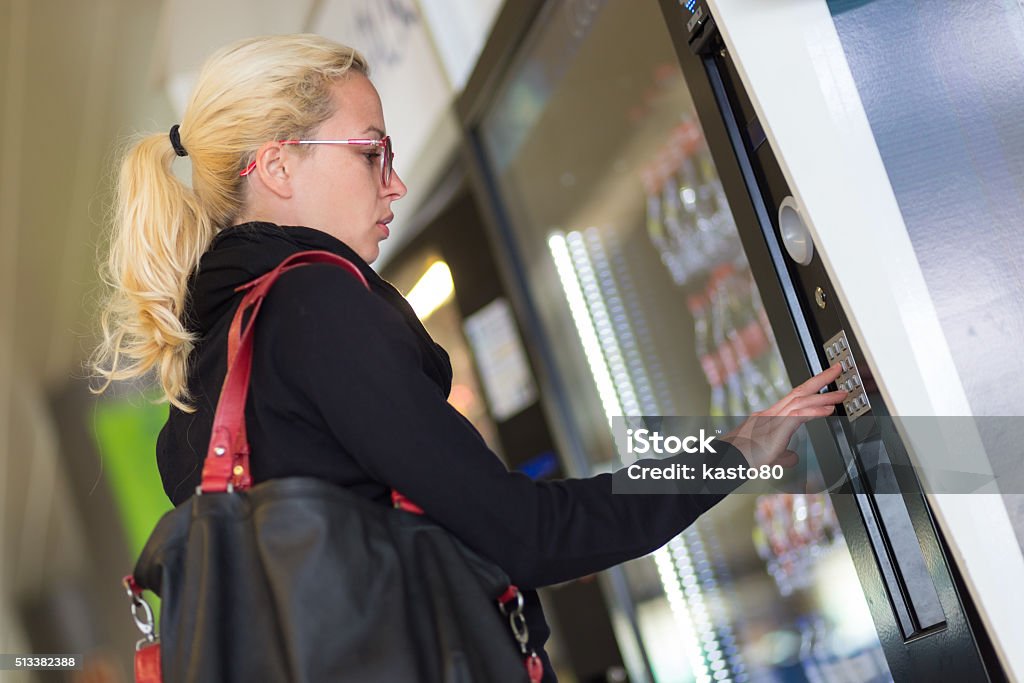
left=92, top=133, right=215, bottom=411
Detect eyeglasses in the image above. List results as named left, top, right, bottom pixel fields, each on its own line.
left=239, top=136, right=394, bottom=186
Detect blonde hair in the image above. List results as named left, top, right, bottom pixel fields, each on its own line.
left=91, top=34, right=368, bottom=411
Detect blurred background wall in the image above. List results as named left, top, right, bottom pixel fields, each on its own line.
left=1, top=1, right=175, bottom=680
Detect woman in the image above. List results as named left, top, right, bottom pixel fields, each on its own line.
left=93, top=34, right=846, bottom=681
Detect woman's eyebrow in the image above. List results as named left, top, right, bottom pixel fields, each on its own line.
left=362, top=125, right=386, bottom=138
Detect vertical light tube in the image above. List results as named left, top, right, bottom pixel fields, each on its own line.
left=565, top=230, right=641, bottom=419
left=548, top=232, right=623, bottom=429
left=549, top=228, right=731, bottom=682
left=582, top=227, right=659, bottom=415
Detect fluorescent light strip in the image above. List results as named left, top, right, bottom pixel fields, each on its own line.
left=582, top=227, right=658, bottom=414
left=582, top=227, right=730, bottom=678
left=691, top=528, right=747, bottom=680
left=550, top=229, right=730, bottom=682
left=676, top=531, right=735, bottom=683
left=565, top=231, right=641, bottom=418
left=656, top=545, right=711, bottom=683
left=548, top=232, right=623, bottom=429
left=606, top=225, right=677, bottom=412
left=407, top=260, right=454, bottom=321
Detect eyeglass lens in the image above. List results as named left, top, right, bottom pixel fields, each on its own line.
left=383, top=136, right=394, bottom=186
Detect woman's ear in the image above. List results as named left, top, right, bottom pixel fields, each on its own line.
left=250, top=142, right=295, bottom=199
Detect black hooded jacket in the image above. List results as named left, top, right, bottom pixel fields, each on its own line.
left=157, top=221, right=746, bottom=680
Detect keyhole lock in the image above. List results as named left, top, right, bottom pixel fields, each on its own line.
left=815, top=287, right=827, bottom=309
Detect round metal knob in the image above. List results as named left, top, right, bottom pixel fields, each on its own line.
left=779, top=196, right=814, bottom=266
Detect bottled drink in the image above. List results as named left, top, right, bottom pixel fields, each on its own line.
left=745, top=273, right=791, bottom=398
left=688, top=293, right=726, bottom=416
left=721, top=266, right=778, bottom=410
left=643, top=169, right=687, bottom=286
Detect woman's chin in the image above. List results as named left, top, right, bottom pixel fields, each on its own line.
left=361, top=243, right=380, bottom=264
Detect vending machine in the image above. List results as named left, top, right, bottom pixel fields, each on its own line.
left=656, top=1, right=1006, bottom=680
left=455, top=0, right=1010, bottom=679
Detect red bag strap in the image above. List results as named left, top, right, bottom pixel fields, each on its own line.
left=199, top=250, right=369, bottom=493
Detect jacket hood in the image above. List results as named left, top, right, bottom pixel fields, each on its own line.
left=185, top=221, right=453, bottom=394
left=186, top=222, right=372, bottom=332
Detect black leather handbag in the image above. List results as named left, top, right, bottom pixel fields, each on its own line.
left=123, top=251, right=542, bottom=683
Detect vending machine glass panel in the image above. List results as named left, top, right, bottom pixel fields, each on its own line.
left=477, top=1, right=894, bottom=680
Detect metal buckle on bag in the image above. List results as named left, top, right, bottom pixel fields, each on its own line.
left=498, top=588, right=529, bottom=652
left=123, top=576, right=160, bottom=651
left=498, top=588, right=525, bottom=618
left=194, top=482, right=234, bottom=497
left=498, top=586, right=543, bottom=682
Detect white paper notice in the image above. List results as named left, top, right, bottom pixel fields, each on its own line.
left=463, top=298, right=538, bottom=421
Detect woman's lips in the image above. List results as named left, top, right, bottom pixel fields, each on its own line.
left=377, top=222, right=390, bottom=238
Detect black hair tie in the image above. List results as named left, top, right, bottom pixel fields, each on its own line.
left=169, top=124, right=188, bottom=157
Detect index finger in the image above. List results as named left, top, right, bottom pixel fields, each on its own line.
left=792, top=363, right=843, bottom=396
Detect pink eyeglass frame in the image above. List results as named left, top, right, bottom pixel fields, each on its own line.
left=239, top=136, right=394, bottom=185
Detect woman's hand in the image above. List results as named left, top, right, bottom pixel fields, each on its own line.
left=718, top=364, right=847, bottom=469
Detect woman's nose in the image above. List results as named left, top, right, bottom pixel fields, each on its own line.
left=387, top=171, right=408, bottom=199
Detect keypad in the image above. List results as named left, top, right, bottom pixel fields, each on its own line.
left=823, top=329, right=870, bottom=421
